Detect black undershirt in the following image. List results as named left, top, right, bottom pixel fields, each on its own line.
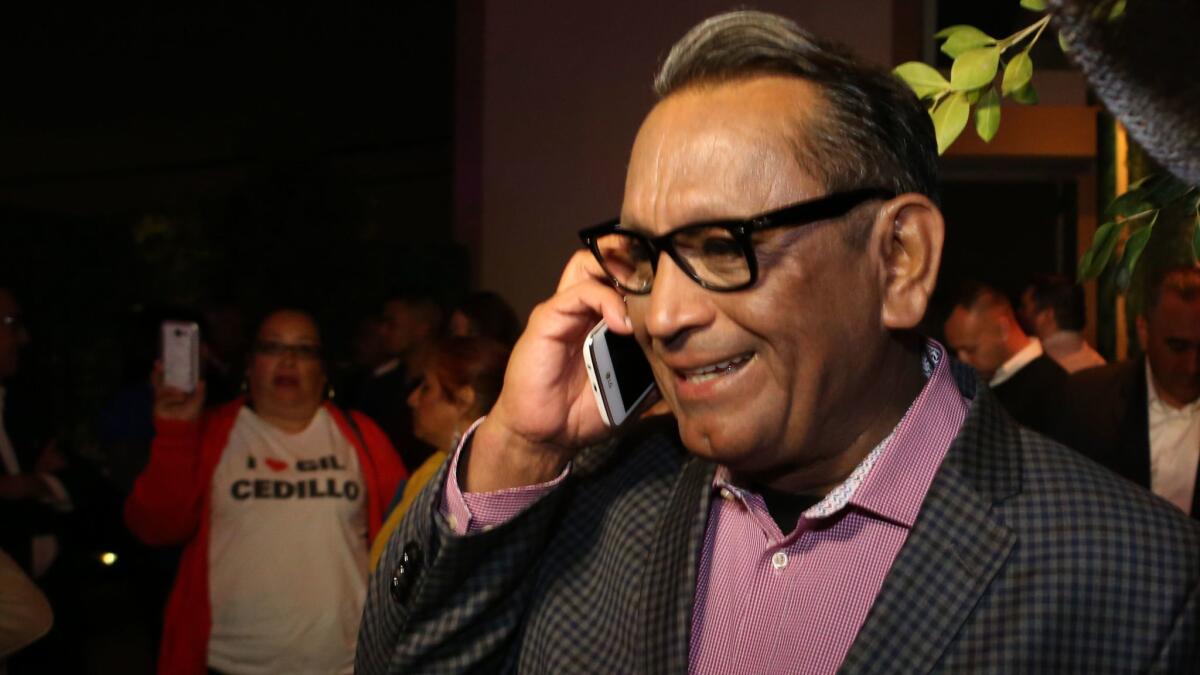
left=753, top=484, right=823, bottom=534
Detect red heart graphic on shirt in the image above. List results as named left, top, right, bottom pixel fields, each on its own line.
left=265, top=458, right=289, bottom=472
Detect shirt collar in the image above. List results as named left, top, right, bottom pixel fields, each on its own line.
left=1041, top=330, right=1084, bottom=353
left=713, top=339, right=966, bottom=527
left=989, top=338, right=1043, bottom=387
left=1146, top=358, right=1200, bottom=416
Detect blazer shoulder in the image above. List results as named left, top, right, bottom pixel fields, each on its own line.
left=1012, top=427, right=1200, bottom=564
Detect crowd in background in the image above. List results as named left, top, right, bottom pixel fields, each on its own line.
left=2, top=261, right=1199, bottom=672
left=0, top=285, right=518, bottom=673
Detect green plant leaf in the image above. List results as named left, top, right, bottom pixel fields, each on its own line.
left=1010, top=82, right=1039, bottom=104
left=1104, top=191, right=1151, bottom=221
left=940, top=26, right=997, bottom=58
left=1139, top=174, right=1195, bottom=210
left=893, top=62, right=951, bottom=99
left=951, top=46, right=1001, bottom=91
left=931, top=92, right=970, bottom=154
left=1108, top=0, right=1126, bottom=21
left=1193, top=209, right=1200, bottom=263
left=934, top=25, right=973, bottom=39
left=1020, top=0, right=1048, bottom=10
left=1057, top=31, right=1070, bottom=53
left=1117, top=216, right=1156, bottom=291
left=975, top=87, right=1001, bottom=142
left=1079, top=221, right=1123, bottom=281
left=1001, top=52, right=1034, bottom=95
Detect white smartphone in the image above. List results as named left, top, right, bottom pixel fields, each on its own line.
left=583, top=320, right=658, bottom=427
left=162, top=320, right=200, bottom=393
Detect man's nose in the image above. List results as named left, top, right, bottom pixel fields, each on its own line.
left=640, top=253, right=715, bottom=345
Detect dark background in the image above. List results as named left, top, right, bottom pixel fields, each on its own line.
left=0, top=4, right=463, bottom=446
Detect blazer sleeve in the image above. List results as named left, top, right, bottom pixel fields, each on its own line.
left=123, top=417, right=208, bottom=547
left=1149, top=578, right=1199, bottom=673
left=356, top=452, right=570, bottom=674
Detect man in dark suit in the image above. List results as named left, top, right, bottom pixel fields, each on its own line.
left=1059, top=265, right=1200, bottom=519
left=944, top=282, right=1068, bottom=438
left=351, top=294, right=441, bottom=470
left=358, top=11, right=1198, bottom=673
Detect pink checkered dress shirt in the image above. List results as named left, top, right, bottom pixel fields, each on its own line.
left=441, top=341, right=967, bottom=674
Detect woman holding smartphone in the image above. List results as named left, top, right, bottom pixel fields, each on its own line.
left=125, top=308, right=406, bottom=675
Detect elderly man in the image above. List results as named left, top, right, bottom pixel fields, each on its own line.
left=944, top=282, right=1068, bottom=437
left=1059, top=265, right=1200, bottom=519
left=358, top=12, right=1198, bottom=673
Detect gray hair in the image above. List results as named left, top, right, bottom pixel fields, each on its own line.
left=654, top=11, right=939, bottom=216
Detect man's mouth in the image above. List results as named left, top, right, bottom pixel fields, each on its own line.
left=676, top=353, right=754, bottom=384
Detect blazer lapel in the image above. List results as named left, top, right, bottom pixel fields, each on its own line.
left=638, top=454, right=716, bottom=675
left=1117, top=358, right=1152, bottom=487
left=841, top=368, right=1018, bottom=674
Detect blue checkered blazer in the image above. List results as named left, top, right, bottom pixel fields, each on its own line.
left=357, top=360, right=1200, bottom=673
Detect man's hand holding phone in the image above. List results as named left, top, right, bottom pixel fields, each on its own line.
left=467, top=250, right=635, bottom=493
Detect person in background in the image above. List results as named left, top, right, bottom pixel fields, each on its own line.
left=352, top=294, right=442, bottom=470
left=1058, top=265, right=1200, bottom=518
left=944, top=282, right=1068, bottom=437
left=447, top=291, right=522, bottom=347
left=1019, top=274, right=1105, bottom=373
left=125, top=308, right=406, bottom=675
left=369, top=336, right=509, bottom=570
left=0, top=549, right=52, bottom=665
left=0, top=285, right=82, bottom=675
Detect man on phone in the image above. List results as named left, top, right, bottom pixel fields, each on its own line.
left=358, top=12, right=1198, bottom=673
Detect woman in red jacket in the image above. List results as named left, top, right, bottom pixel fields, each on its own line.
left=126, top=309, right=406, bottom=675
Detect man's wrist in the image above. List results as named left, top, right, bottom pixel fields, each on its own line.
left=464, top=418, right=572, bottom=493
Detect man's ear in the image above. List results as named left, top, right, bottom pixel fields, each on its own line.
left=453, top=385, right=477, bottom=417
left=875, top=193, right=944, bottom=330
left=1136, top=314, right=1149, bottom=351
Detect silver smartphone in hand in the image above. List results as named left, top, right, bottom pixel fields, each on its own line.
left=161, top=320, right=200, bottom=393
left=583, top=320, right=658, bottom=427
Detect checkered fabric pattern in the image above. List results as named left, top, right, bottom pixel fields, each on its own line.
left=357, top=359, right=1200, bottom=674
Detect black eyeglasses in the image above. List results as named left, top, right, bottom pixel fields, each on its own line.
left=578, top=188, right=893, bottom=294
left=254, top=341, right=323, bottom=360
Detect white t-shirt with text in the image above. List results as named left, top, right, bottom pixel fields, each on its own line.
left=208, top=407, right=368, bottom=675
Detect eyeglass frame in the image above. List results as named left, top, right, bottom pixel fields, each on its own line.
left=578, top=187, right=895, bottom=294
left=252, top=340, right=324, bottom=361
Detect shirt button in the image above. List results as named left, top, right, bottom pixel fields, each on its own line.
left=771, top=551, right=789, bottom=570
left=719, top=488, right=734, bottom=501
left=447, top=514, right=459, bottom=531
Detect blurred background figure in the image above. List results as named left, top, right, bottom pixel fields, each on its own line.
left=336, top=315, right=389, bottom=399
left=447, top=291, right=521, bottom=348
left=0, top=549, right=53, bottom=665
left=124, top=308, right=406, bottom=675
left=350, top=293, right=442, bottom=471
left=0, top=285, right=88, bottom=674
left=1058, top=265, right=1200, bottom=519
left=369, top=336, right=509, bottom=570
left=1020, top=274, right=1105, bottom=374
left=944, top=282, right=1067, bottom=438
